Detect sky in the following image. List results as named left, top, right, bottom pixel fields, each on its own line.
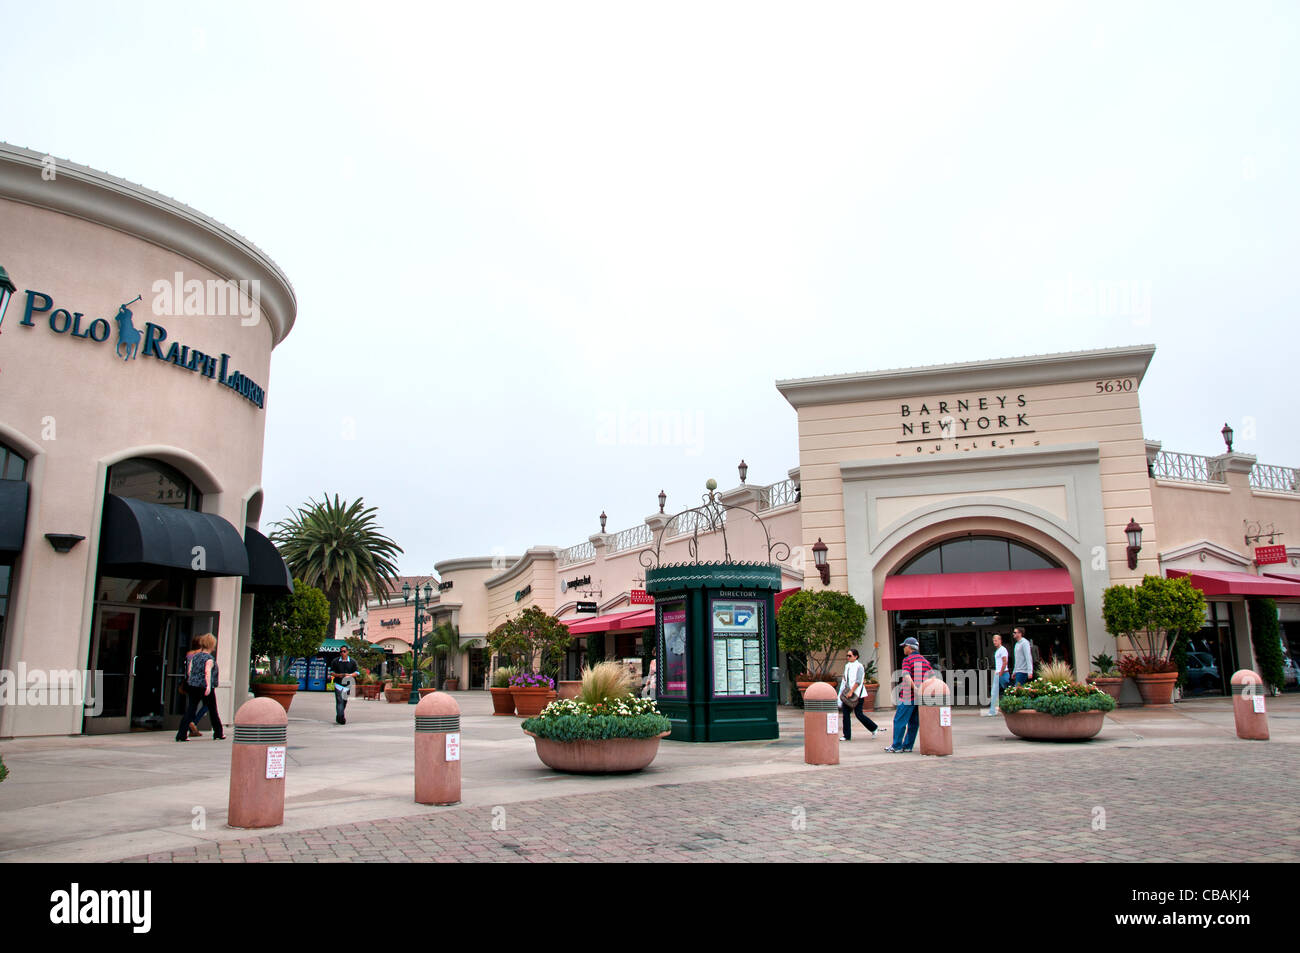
left=3, top=1, right=1297, bottom=575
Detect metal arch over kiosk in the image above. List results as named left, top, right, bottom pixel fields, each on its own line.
left=646, top=562, right=782, bottom=742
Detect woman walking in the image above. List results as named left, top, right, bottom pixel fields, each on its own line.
left=838, top=648, right=882, bottom=741
left=176, top=634, right=222, bottom=741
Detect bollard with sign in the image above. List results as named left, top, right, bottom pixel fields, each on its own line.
left=1231, top=669, right=1269, bottom=740
left=415, top=691, right=462, bottom=805
left=918, top=676, right=953, bottom=756
left=803, top=681, right=840, bottom=765
left=228, top=697, right=288, bottom=829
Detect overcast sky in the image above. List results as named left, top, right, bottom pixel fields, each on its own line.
left=4, top=1, right=1297, bottom=575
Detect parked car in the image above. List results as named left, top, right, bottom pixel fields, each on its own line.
left=1184, top=652, right=1221, bottom=694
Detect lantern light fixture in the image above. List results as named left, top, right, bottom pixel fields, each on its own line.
left=657, top=489, right=666, bottom=513
left=738, top=459, right=748, bottom=484
left=599, top=510, right=607, bottom=533
left=1221, top=422, right=1234, bottom=452
left=1125, top=518, right=1143, bottom=570
left=0, top=265, right=15, bottom=329
left=812, top=537, right=830, bottom=585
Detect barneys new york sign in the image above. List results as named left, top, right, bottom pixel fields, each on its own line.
left=16, top=289, right=266, bottom=409
left=899, top=393, right=1030, bottom=440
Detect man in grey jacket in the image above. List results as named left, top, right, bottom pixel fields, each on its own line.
left=1012, top=627, right=1034, bottom=685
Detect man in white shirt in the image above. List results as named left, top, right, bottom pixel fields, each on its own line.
left=984, top=633, right=1009, bottom=716
left=1012, top=627, right=1034, bottom=685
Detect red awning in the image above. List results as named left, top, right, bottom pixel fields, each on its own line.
left=775, top=587, right=800, bottom=613
left=1167, top=569, right=1300, bottom=599
left=560, top=611, right=649, bottom=634
left=612, top=608, right=656, bottom=630
left=881, top=569, right=1075, bottom=611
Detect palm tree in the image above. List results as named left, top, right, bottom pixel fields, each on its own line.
left=419, top=622, right=480, bottom=686
left=271, top=494, right=404, bottom=637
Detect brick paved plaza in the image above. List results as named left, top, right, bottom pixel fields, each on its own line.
left=126, top=743, right=1298, bottom=864
left=3, top=690, right=1297, bottom=863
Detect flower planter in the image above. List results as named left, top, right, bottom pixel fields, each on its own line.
left=1087, top=675, right=1124, bottom=703
left=251, top=683, right=297, bottom=713
left=1004, top=709, right=1106, bottom=741
left=860, top=682, right=879, bottom=710
left=511, top=686, right=552, bottom=717
left=418, top=687, right=438, bottom=699
left=490, top=686, right=516, bottom=716
left=1133, top=672, right=1178, bottom=707
left=524, top=730, right=670, bottom=774
left=384, top=684, right=412, bottom=704
left=796, top=676, right=838, bottom=697
left=557, top=680, right=582, bottom=700
left=442, top=678, right=460, bottom=692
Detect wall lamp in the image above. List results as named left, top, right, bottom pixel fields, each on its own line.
left=0, top=264, right=15, bottom=328
left=45, top=533, right=85, bottom=553
left=812, top=537, right=830, bottom=585
left=1124, top=518, right=1143, bottom=570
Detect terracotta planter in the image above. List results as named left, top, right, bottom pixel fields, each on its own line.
left=384, top=684, right=412, bottom=704
left=1133, top=672, right=1179, bottom=707
left=860, top=683, right=879, bottom=710
left=418, top=687, right=438, bottom=698
left=1087, top=675, right=1124, bottom=703
left=557, top=680, right=582, bottom=699
left=250, top=682, right=297, bottom=713
left=490, top=686, right=517, bottom=716
left=796, top=676, right=838, bottom=697
left=1004, top=709, right=1106, bottom=741
left=511, top=686, right=553, bottom=717
left=524, top=730, right=670, bottom=774
left=442, top=678, right=460, bottom=691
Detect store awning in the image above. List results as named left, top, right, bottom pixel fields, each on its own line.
left=98, top=494, right=249, bottom=578
left=319, top=639, right=349, bottom=652
left=881, top=568, right=1075, bottom=611
left=0, top=479, right=28, bottom=554
left=1167, top=569, right=1300, bottom=599
left=612, top=608, right=656, bottom=629
left=775, top=587, right=800, bottom=613
left=562, top=611, right=638, bottom=634
left=243, top=526, right=294, bottom=595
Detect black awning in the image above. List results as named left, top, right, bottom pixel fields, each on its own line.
left=99, top=494, right=249, bottom=578
left=0, top=479, right=30, bottom=554
left=244, top=525, right=294, bottom=595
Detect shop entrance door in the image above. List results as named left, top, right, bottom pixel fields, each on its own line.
left=943, top=629, right=998, bottom=706
left=86, top=606, right=217, bottom=733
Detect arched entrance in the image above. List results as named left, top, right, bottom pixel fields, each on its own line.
left=883, top=535, right=1076, bottom=704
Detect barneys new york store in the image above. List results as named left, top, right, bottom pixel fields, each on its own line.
left=0, top=144, right=294, bottom=738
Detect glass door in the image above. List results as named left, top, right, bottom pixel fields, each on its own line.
left=165, top=612, right=219, bottom=728
left=86, top=607, right=139, bottom=734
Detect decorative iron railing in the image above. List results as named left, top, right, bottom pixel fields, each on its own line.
left=1150, top=451, right=1222, bottom=484
left=758, top=478, right=799, bottom=511
left=556, top=541, right=595, bottom=567
left=669, top=508, right=726, bottom=537
left=610, top=523, right=653, bottom=554
left=1250, top=463, right=1300, bottom=493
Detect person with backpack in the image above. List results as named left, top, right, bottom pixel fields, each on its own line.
left=838, top=648, right=883, bottom=740
left=176, top=634, right=222, bottom=741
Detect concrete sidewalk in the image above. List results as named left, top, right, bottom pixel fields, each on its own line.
left=1, top=691, right=1295, bottom=862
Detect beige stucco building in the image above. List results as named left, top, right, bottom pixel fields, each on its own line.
left=414, top=344, right=1299, bottom=702
left=0, top=144, right=294, bottom=738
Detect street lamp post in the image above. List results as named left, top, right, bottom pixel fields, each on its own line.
left=403, top=580, right=435, bottom=705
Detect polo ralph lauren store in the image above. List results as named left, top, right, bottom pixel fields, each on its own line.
left=0, top=144, right=294, bottom=738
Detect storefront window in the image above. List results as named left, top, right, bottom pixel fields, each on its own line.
left=898, top=536, right=1059, bottom=575
left=0, top=441, right=27, bottom=481
left=107, top=457, right=200, bottom=510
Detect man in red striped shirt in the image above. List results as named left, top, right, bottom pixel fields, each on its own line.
left=885, top=637, right=932, bottom=752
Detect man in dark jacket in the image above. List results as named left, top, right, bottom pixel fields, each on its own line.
left=330, top=646, right=359, bottom=724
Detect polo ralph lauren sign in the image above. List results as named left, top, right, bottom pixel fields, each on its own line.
left=16, top=287, right=266, bottom=409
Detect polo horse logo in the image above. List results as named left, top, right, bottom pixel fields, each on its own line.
left=113, top=295, right=143, bottom=361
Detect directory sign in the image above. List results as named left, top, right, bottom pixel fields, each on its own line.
left=709, top=596, right=765, bottom=698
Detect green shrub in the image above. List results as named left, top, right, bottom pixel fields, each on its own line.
left=0, top=755, right=7, bottom=783
left=1000, top=675, right=1116, bottom=715
left=252, top=673, right=298, bottom=685
left=1248, top=598, right=1285, bottom=691
left=521, top=712, right=672, bottom=741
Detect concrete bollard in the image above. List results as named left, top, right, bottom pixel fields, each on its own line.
left=415, top=691, right=462, bottom=805
left=228, top=698, right=288, bottom=829
left=803, top=682, right=840, bottom=765
left=918, top=676, right=953, bottom=757
left=1231, top=670, right=1269, bottom=741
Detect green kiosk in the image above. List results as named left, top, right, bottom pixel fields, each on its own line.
left=639, top=479, right=788, bottom=742
left=646, top=561, right=782, bottom=741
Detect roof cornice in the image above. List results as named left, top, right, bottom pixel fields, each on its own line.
left=777, top=345, right=1156, bottom=409
left=485, top=547, right=558, bottom=588
left=434, top=555, right=519, bottom=575
left=0, top=142, right=295, bottom=347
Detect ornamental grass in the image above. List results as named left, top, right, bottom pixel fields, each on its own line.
left=576, top=661, right=636, bottom=706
